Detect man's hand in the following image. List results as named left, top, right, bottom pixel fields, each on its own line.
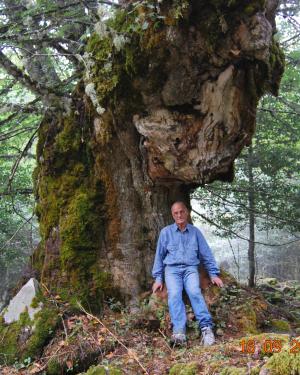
left=210, top=276, right=224, bottom=287
left=152, top=281, right=163, bottom=293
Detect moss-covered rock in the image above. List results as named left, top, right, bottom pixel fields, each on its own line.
left=270, top=319, right=291, bottom=332
left=259, top=278, right=278, bottom=286
left=220, top=367, right=247, bottom=375
left=0, top=306, right=59, bottom=365
left=80, top=364, right=122, bottom=375
left=169, top=362, right=199, bottom=375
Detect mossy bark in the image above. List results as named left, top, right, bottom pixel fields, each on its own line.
left=32, top=0, right=284, bottom=309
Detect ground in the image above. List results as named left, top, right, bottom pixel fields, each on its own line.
left=0, top=277, right=299, bottom=374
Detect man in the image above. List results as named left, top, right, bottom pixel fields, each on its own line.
left=152, top=201, right=224, bottom=346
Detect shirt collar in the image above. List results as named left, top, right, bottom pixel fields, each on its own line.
left=172, top=222, right=189, bottom=232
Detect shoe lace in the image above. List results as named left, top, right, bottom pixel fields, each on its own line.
left=201, top=327, right=214, bottom=343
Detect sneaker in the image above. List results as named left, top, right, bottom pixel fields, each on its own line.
left=200, top=326, right=215, bottom=346
left=170, top=333, right=187, bottom=346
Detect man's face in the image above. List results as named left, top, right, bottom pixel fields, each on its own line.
left=171, top=203, right=189, bottom=227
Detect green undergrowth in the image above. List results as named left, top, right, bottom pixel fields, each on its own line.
left=263, top=345, right=300, bottom=375
left=169, top=362, right=199, bottom=375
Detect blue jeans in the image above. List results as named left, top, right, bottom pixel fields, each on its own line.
left=165, top=265, right=213, bottom=334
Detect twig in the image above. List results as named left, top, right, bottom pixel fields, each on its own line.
left=77, top=302, right=149, bottom=374
left=0, top=215, right=33, bottom=252
left=158, top=329, right=173, bottom=352
left=7, top=126, right=39, bottom=193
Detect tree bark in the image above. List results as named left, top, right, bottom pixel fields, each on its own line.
left=247, top=144, right=256, bottom=287
left=33, top=0, right=284, bottom=308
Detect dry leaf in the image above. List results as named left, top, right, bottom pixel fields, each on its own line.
left=98, top=336, right=105, bottom=344
left=106, top=352, right=114, bottom=359
left=58, top=340, right=66, bottom=347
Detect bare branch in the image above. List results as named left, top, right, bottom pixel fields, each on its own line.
left=7, top=128, right=39, bottom=192
left=0, top=188, right=33, bottom=197
left=204, top=186, right=300, bottom=227
left=0, top=215, right=34, bottom=252
left=192, top=208, right=300, bottom=247
left=0, top=126, right=36, bottom=141
left=0, top=154, right=35, bottom=160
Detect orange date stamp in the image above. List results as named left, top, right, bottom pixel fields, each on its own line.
left=240, top=338, right=300, bottom=354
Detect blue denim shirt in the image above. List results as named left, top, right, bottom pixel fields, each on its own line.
left=152, top=223, right=220, bottom=283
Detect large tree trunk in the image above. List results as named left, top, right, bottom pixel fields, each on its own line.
left=33, top=0, right=284, bottom=309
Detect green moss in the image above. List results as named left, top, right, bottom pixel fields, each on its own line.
left=169, top=362, right=198, bottom=375
left=81, top=365, right=122, bottom=375
left=264, top=346, right=300, bottom=375
left=86, top=34, right=119, bottom=105
left=0, top=311, right=31, bottom=364
left=270, top=319, right=291, bottom=332
left=30, top=290, right=45, bottom=309
left=47, top=358, right=63, bottom=374
left=24, top=307, right=59, bottom=360
left=60, top=190, right=101, bottom=265
left=0, top=306, right=59, bottom=365
left=268, top=39, right=285, bottom=95
left=234, top=302, right=258, bottom=334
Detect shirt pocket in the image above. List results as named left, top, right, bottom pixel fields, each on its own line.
left=167, top=244, right=178, bottom=254
left=186, top=244, right=199, bottom=263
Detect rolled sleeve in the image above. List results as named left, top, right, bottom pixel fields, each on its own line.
left=152, top=230, right=166, bottom=283
left=196, top=228, right=220, bottom=277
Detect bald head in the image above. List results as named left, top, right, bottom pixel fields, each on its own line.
left=171, top=201, right=188, bottom=212
left=171, top=201, right=189, bottom=230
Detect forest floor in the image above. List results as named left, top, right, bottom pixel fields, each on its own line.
left=0, top=277, right=299, bottom=374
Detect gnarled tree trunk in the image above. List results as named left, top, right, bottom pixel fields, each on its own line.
left=33, top=0, right=284, bottom=309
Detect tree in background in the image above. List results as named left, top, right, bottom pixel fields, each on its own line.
left=0, top=0, right=105, bottom=303
left=192, top=16, right=300, bottom=287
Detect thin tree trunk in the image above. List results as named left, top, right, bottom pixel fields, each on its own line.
left=247, top=144, right=256, bottom=287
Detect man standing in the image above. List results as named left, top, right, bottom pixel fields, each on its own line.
left=152, top=201, right=223, bottom=346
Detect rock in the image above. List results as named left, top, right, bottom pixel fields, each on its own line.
left=266, top=291, right=284, bottom=304
left=2, top=278, right=42, bottom=324
left=259, top=278, right=278, bottom=286
left=216, top=328, right=224, bottom=336
left=259, top=367, right=270, bottom=375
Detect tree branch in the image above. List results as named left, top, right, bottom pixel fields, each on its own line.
left=7, top=127, right=39, bottom=193
left=192, top=208, right=300, bottom=247
left=0, top=188, right=33, bottom=195
left=0, top=49, right=63, bottom=98
left=204, top=187, right=300, bottom=227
